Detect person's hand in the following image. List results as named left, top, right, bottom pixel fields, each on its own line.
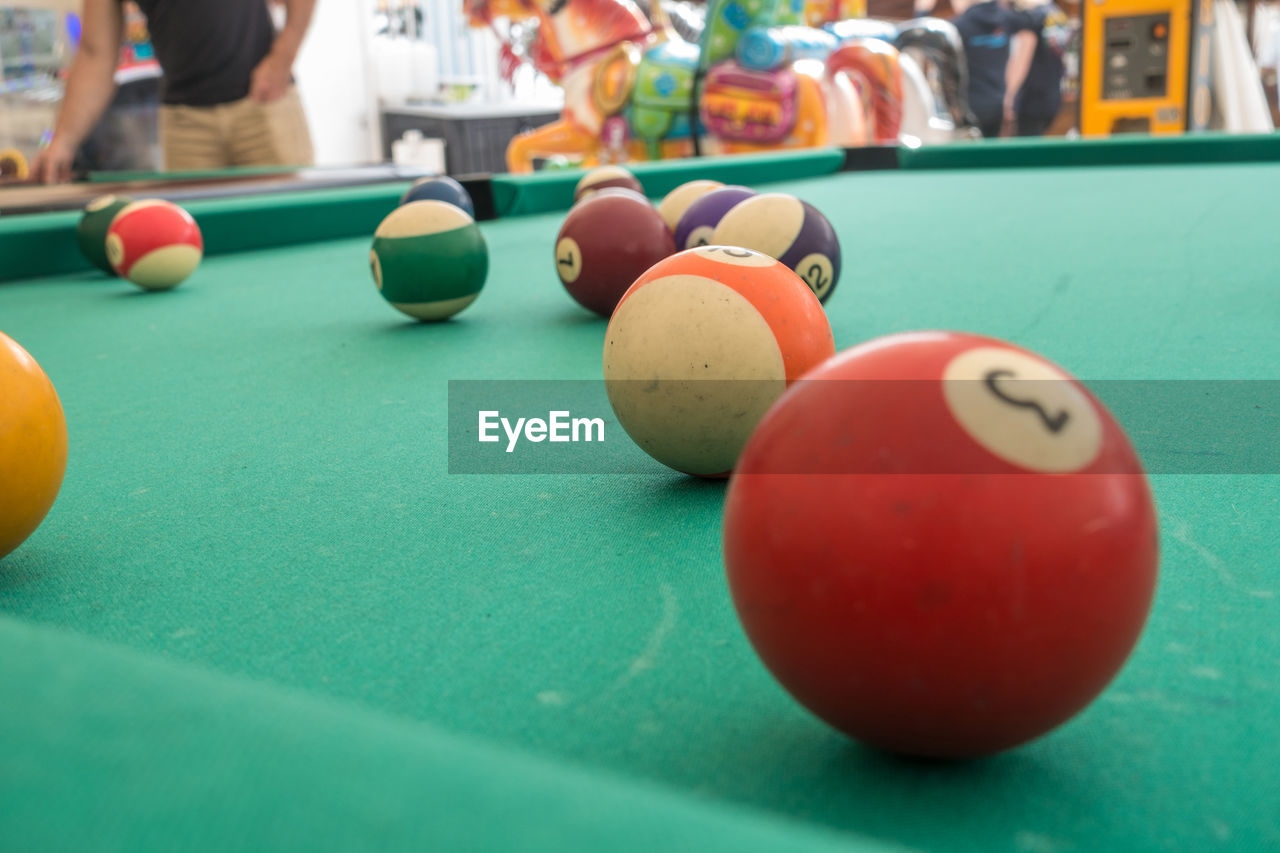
left=250, top=53, right=292, bottom=104
left=31, top=139, right=76, bottom=184
left=1003, top=96, right=1017, bottom=124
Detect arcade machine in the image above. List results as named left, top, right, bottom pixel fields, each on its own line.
left=1080, top=0, right=1216, bottom=134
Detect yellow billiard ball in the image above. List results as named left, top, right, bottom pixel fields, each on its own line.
left=0, top=331, right=68, bottom=561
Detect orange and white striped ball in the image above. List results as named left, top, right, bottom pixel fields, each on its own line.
left=105, top=200, right=204, bottom=291
left=603, top=245, right=835, bottom=477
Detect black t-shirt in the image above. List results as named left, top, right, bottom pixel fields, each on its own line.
left=1009, top=5, right=1068, bottom=118
left=951, top=1, right=1015, bottom=123
left=127, top=0, right=276, bottom=106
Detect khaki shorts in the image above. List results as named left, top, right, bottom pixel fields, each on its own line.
left=160, top=86, right=315, bottom=171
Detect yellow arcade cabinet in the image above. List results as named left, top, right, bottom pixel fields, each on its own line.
left=1080, top=0, right=1215, bottom=135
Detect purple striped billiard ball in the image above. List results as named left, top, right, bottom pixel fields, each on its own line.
left=711, top=193, right=842, bottom=304
left=672, top=185, right=757, bottom=251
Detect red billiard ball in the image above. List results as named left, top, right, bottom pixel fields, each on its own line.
left=105, top=200, right=203, bottom=291
left=603, top=246, right=835, bottom=476
left=711, top=193, right=842, bottom=304
left=573, top=165, right=644, bottom=203
left=724, top=331, right=1159, bottom=758
left=555, top=190, right=674, bottom=317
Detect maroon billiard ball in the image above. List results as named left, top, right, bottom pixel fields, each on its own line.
left=555, top=191, right=674, bottom=317
left=569, top=186, right=648, bottom=208
left=573, top=165, right=644, bottom=203
left=724, top=331, right=1159, bottom=759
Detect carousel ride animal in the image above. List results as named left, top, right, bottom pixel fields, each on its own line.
left=466, top=0, right=974, bottom=171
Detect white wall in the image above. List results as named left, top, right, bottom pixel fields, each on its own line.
left=290, top=0, right=562, bottom=166
left=294, top=0, right=380, bottom=166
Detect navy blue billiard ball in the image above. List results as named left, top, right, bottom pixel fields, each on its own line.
left=400, top=176, right=475, bottom=217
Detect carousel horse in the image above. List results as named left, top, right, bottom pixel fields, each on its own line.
left=892, top=17, right=979, bottom=137
left=465, top=0, right=665, bottom=168
left=633, top=0, right=706, bottom=44
left=694, top=0, right=903, bottom=154
left=719, top=10, right=975, bottom=143
left=814, top=16, right=977, bottom=142
left=467, top=0, right=908, bottom=171
left=756, top=4, right=963, bottom=143
left=802, top=0, right=866, bottom=28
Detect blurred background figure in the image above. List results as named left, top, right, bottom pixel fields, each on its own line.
left=1004, top=0, right=1068, bottom=136
left=948, top=0, right=1015, bottom=138
left=72, top=2, right=162, bottom=174
left=33, top=0, right=316, bottom=183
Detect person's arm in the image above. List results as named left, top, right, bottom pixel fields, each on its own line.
left=250, top=0, right=317, bottom=103
left=1003, top=29, right=1037, bottom=122
left=31, top=0, right=124, bottom=183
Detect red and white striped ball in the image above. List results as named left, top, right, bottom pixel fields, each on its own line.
left=603, top=245, right=835, bottom=477
left=106, top=200, right=204, bottom=290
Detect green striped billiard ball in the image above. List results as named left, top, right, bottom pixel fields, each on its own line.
left=370, top=200, right=488, bottom=321
left=76, top=194, right=134, bottom=275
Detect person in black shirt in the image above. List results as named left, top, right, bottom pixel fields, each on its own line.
left=34, top=0, right=316, bottom=182
left=949, top=0, right=1017, bottom=139
left=1004, top=0, right=1069, bottom=136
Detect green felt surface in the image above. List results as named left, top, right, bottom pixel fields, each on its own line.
left=1, top=153, right=1279, bottom=851
left=0, top=616, right=879, bottom=853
